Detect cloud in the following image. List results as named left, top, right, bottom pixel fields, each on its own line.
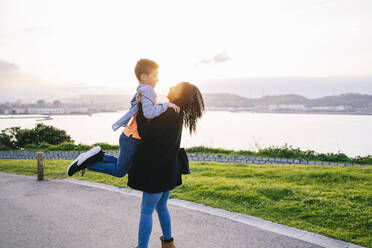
left=213, top=52, right=231, bottom=63
left=0, top=60, right=56, bottom=101
left=0, top=60, right=128, bottom=102
left=197, top=52, right=231, bottom=65
left=0, top=60, right=19, bottom=72
left=22, top=26, right=53, bottom=36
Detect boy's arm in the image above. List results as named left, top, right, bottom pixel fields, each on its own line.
left=111, top=93, right=138, bottom=131
left=138, top=87, right=168, bottom=119
left=138, top=89, right=180, bottom=119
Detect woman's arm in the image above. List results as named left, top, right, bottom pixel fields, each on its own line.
left=136, top=108, right=181, bottom=148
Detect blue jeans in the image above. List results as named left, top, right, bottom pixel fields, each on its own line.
left=138, top=191, right=172, bottom=248
left=87, top=133, right=141, bottom=177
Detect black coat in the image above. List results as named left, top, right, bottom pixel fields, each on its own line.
left=127, top=108, right=183, bottom=193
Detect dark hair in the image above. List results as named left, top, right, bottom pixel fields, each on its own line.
left=134, top=59, right=159, bottom=81
left=174, top=82, right=205, bottom=135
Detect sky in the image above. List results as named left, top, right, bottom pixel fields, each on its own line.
left=0, top=0, right=372, bottom=100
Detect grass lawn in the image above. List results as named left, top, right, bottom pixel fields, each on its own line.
left=0, top=160, right=371, bottom=247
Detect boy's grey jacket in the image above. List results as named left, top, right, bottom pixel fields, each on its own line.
left=112, top=83, right=168, bottom=131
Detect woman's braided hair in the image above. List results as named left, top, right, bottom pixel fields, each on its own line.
left=175, top=82, right=205, bottom=135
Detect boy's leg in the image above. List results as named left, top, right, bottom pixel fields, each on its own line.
left=86, top=133, right=140, bottom=178
left=116, top=133, right=141, bottom=175
left=156, top=191, right=172, bottom=241
left=85, top=153, right=118, bottom=176
left=138, top=192, right=163, bottom=248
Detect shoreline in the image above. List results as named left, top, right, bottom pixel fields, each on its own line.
left=0, top=113, right=93, bottom=120
left=1, top=110, right=372, bottom=118
left=205, top=108, right=372, bottom=115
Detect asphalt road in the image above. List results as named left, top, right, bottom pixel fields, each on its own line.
left=0, top=172, right=322, bottom=248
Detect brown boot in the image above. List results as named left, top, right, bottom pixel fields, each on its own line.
left=160, top=236, right=176, bottom=248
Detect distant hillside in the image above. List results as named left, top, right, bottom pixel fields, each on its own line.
left=254, top=94, right=309, bottom=105
left=203, top=93, right=372, bottom=108
left=202, top=94, right=254, bottom=107
left=199, top=76, right=372, bottom=98
left=62, top=92, right=372, bottom=110
left=311, top=93, right=372, bottom=108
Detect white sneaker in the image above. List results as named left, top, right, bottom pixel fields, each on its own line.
left=66, top=154, right=83, bottom=177
left=77, top=146, right=102, bottom=166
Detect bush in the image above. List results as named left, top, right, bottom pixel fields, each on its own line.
left=0, top=123, right=73, bottom=149
left=93, top=142, right=119, bottom=150
left=74, top=143, right=91, bottom=151
left=24, top=143, right=41, bottom=149
left=186, top=146, right=235, bottom=154
left=0, top=127, right=20, bottom=149
left=53, top=142, right=76, bottom=151
left=351, top=155, right=372, bottom=165
left=18, top=123, right=73, bottom=146
left=186, top=145, right=372, bottom=165
left=258, top=144, right=352, bottom=163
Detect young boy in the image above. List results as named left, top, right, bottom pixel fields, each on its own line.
left=67, top=59, right=179, bottom=177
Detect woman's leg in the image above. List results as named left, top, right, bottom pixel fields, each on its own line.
left=138, top=192, right=164, bottom=248
left=87, top=133, right=140, bottom=177
left=156, top=190, right=172, bottom=240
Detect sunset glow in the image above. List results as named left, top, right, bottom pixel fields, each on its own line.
left=1, top=0, right=372, bottom=96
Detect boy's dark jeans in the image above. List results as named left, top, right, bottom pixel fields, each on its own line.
left=87, top=133, right=141, bottom=177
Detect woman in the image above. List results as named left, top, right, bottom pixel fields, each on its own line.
left=129, top=82, right=204, bottom=248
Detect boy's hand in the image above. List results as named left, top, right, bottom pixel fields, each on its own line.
left=168, top=102, right=180, bottom=113
left=136, top=91, right=142, bottom=104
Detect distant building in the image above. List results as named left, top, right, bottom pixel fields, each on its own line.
left=268, top=104, right=307, bottom=111
left=52, top=100, right=62, bottom=107
left=27, top=108, right=71, bottom=114
left=4, top=108, right=26, bottom=114
left=36, top=99, right=46, bottom=108
left=311, top=105, right=349, bottom=111
left=69, top=107, right=90, bottom=113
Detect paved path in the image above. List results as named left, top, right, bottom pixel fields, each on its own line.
left=0, top=172, right=359, bottom=248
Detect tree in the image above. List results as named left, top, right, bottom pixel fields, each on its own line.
left=36, top=99, right=45, bottom=107
left=0, top=127, right=20, bottom=149
left=0, top=123, right=73, bottom=149
left=52, top=100, right=62, bottom=107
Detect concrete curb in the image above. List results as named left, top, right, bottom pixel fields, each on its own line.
left=57, top=177, right=366, bottom=248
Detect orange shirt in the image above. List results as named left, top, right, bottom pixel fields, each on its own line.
left=124, top=97, right=159, bottom=140
left=123, top=112, right=141, bottom=140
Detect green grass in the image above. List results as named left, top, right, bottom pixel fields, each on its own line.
left=0, top=160, right=371, bottom=247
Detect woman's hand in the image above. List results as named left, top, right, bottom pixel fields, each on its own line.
left=136, top=91, right=142, bottom=104
left=137, top=90, right=180, bottom=113
left=168, top=102, right=180, bottom=113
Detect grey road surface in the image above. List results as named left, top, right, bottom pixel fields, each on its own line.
left=0, top=172, right=322, bottom=248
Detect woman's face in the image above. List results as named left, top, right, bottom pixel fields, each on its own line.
left=167, top=84, right=183, bottom=103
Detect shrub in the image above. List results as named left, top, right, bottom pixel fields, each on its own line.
left=0, top=124, right=73, bottom=149
left=0, top=127, right=20, bottom=149
left=186, top=145, right=372, bottom=165
left=74, top=143, right=91, bottom=151
left=186, top=146, right=235, bottom=154
left=53, top=142, right=76, bottom=151
left=93, top=142, right=119, bottom=150
left=18, top=123, right=73, bottom=146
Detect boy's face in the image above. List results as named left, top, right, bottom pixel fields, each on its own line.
left=140, top=68, right=159, bottom=88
